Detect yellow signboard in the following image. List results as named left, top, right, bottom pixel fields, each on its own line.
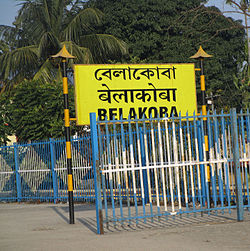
left=74, top=64, right=197, bottom=125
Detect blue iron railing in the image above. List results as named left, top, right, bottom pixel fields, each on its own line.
left=1, top=109, right=249, bottom=219
left=0, top=136, right=94, bottom=202
left=90, top=109, right=250, bottom=233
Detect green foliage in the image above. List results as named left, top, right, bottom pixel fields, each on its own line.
left=0, top=93, right=13, bottom=145
left=7, top=80, right=75, bottom=142
left=0, top=0, right=128, bottom=142
left=233, top=61, right=250, bottom=108
left=225, top=0, right=250, bottom=109
left=0, top=0, right=248, bottom=142
left=91, top=0, right=205, bottom=61
left=0, top=0, right=128, bottom=90
left=90, top=0, right=247, bottom=110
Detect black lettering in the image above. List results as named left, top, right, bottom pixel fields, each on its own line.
left=148, top=107, right=158, bottom=118
left=129, top=108, right=136, bottom=119
left=159, top=107, right=168, bottom=118
left=109, top=108, right=117, bottom=120
left=98, top=109, right=107, bottom=121
left=119, top=108, right=127, bottom=120
left=170, top=106, right=178, bottom=117
left=138, top=107, right=148, bottom=119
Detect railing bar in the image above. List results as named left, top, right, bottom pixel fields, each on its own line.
left=214, top=113, right=224, bottom=210
left=208, top=114, right=217, bottom=208
left=179, top=118, right=188, bottom=208
left=194, top=116, right=203, bottom=207
left=221, top=113, right=231, bottom=213
left=158, top=120, right=167, bottom=211
left=113, top=122, right=124, bottom=224
left=105, top=122, right=116, bottom=225
left=172, top=120, right=182, bottom=210
left=128, top=119, right=139, bottom=224
left=150, top=119, right=160, bottom=215
left=135, top=120, right=146, bottom=222
left=143, top=119, right=154, bottom=221
left=121, top=121, right=131, bottom=223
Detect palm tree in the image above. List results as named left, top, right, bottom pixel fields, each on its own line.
left=0, top=0, right=128, bottom=91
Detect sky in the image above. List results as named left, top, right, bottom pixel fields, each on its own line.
left=0, top=0, right=248, bottom=26
left=0, top=0, right=19, bottom=26
left=206, top=0, right=249, bottom=23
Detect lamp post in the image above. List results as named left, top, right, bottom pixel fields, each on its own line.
left=190, top=46, right=213, bottom=204
left=52, top=45, right=76, bottom=224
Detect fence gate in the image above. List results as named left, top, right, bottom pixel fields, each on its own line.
left=90, top=109, right=250, bottom=234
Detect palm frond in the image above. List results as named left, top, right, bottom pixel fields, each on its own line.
left=38, top=31, right=61, bottom=59
left=0, top=41, right=10, bottom=55
left=80, top=34, right=128, bottom=63
left=15, top=0, right=50, bottom=41
left=33, top=58, right=58, bottom=83
left=63, top=8, right=104, bottom=43
left=15, top=0, right=41, bottom=27
left=0, top=1, right=129, bottom=92
left=34, top=41, right=94, bottom=84
left=43, top=0, right=52, bottom=30
left=0, top=45, right=39, bottom=81
left=63, top=41, right=94, bottom=64
left=49, top=0, right=65, bottom=36
left=0, top=25, right=16, bottom=40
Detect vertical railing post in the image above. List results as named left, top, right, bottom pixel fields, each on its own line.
left=197, top=120, right=206, bottom=206
left=50, top=138, right=58, bottom=203
left=139, top=127, right=149, bottom=204
left=90, top=112, right=104, bottom=234
left=14, top=143, right=21, bottom=202
left=230, top=108, right=244, bottom=221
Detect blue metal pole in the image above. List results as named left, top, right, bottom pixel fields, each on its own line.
left=240, top=110, right=250, bottom=208
left=104, top=120, right=116, bottom=224
left=136, top=121, right=146, bottom=222
left=128, top=119, right=139, bottom=224
left=139, top=127, right=149, bottom=204
left=207, top=111, right=217, bottom=207
left=97, top=124, right=108, bottom=225
left=50, top=138, right=58, bottom=203
left=245, top=109, right=250, bottom=211
left=200, top=116, right=211, bottom=210
left=14, top=143, right=22, bottom=202
left=221, top=111, right=231, bottom=214
left=90, top=113, right=104, bottom=234
left=230, top=108, right=244, bottom=221
left=113, top=122, right=124, bottom=222
left=194, top=117, right=203, bottom=208
left=213, top=112, right=224, bottom=209
left=197, top=120, right=206, bottom=206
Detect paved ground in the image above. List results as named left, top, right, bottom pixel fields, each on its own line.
left=0, top=202, right=250, bottom=251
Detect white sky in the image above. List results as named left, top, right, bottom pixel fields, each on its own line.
left=0, top=0, right=19, bottom=26
left=206, top=0, right=249, bottom=24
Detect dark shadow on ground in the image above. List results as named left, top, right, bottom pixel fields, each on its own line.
left=50, top=202, right=96, bottom=223
left=50, top=203, right=250, bottom=235
left=56, top=202, right=96, bottom=213
left=101, top=211, right=239, bottom=234
left=50, top=206, right=69, bottom=223
left=77, top=217, right=97, bottom=234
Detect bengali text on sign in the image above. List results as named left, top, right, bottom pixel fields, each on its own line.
left=74, top=64, right=197, bottom=125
